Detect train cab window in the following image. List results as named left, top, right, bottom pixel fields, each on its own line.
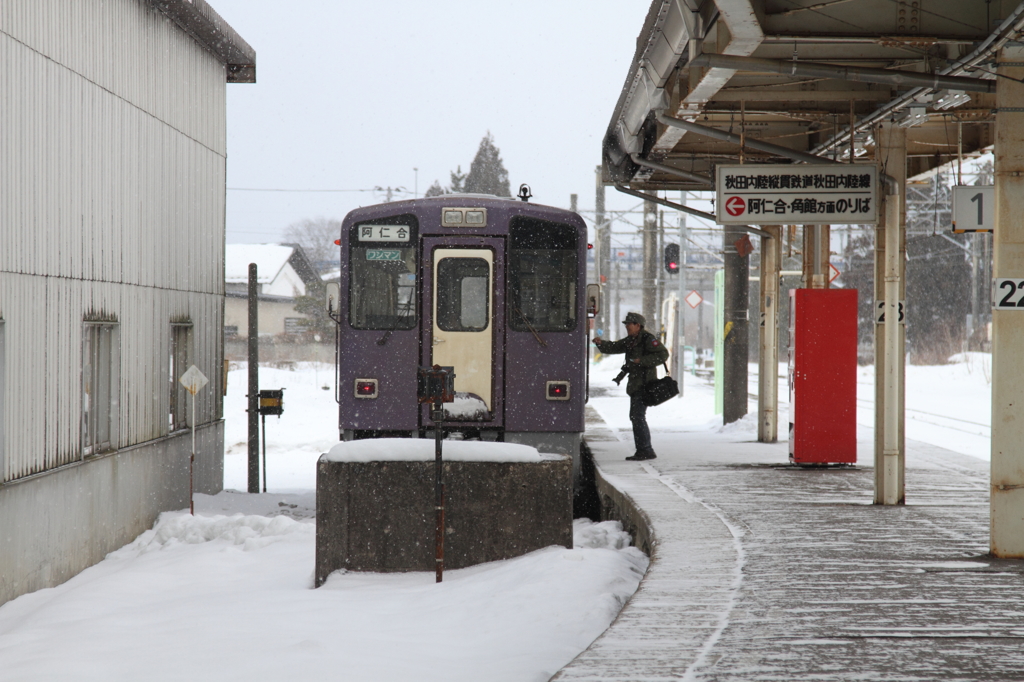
left=436, top=258, right=490, bottom=332
left=349, top=216, right=418, bottom=330
left=509, top=218, right=577, bottom=332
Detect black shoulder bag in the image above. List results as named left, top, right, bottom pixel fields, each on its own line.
left=642, top=361, right=679, bottom=406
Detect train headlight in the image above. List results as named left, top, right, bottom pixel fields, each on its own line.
left=354, top=378, right=378, bottom=399
left=546, top=381, right=570, bottom=401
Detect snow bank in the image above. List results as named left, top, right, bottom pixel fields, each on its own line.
left=0, top=508, right=646, bottom=682
left=108, top=511, right=313, bottom=558
left=324, top=438, right=564, bottom=463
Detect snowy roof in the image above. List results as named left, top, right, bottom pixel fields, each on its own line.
left=225, top=244, right=294, bottom=284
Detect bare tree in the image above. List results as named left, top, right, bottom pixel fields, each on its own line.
left=283, top=217, right=342, bottom=273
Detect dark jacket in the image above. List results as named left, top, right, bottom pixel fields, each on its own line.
left=595, top=329, right=669, bottom=395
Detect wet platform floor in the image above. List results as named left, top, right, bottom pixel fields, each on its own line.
left=554, top=407, right=1024, bottom=681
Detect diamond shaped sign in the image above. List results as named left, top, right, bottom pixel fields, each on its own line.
left=684, top=290, right=704, bottom=309
left=179, top=365, right=208, bottom=396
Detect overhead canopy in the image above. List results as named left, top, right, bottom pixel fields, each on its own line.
left=605, top=0, right=1024, bottom=190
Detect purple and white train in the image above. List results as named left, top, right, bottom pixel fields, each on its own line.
left=328, top=194, right=592, bottom=475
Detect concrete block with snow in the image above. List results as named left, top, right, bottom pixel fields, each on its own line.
left=315, top=439, right=572, bottom=584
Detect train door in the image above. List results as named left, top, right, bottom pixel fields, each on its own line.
left=423, top=239, right=504, bottom=424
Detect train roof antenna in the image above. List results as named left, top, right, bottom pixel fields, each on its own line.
left=517, top=184, right=532, bottom=202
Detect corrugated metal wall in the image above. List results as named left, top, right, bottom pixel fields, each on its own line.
left=0, top=0, right=227, bottom=482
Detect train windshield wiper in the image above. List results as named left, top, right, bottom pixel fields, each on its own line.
left=514, top=306, right=546, bottom=347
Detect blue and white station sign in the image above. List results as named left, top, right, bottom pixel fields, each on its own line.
left=716, top=164, right=879, bottom=225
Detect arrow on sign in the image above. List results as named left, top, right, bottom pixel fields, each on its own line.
left=724, top=196, right=746, bottom=217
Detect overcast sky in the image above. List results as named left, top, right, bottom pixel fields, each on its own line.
left=210, top=1, right=652, bottom=245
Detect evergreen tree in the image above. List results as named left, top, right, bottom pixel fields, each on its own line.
left=424, top=180, right=446, bottom=197
left=449, top=165, right=466, bottom=194
left=463, top=133, right=511, bottom=196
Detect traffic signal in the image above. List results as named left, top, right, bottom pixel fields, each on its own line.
left=664, top=243, right=680, bottom=274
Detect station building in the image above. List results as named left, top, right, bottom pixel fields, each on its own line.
left=0, top=0, right=254, bottom=605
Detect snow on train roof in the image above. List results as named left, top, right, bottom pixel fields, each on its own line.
left=323, top=438, right=566, bottom=463
left=225, top=243, right=294, bottom=283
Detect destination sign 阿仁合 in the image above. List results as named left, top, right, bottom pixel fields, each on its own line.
left=357, top=224, right=411, bottom=242
left=716, top=164, right=878, bottom=225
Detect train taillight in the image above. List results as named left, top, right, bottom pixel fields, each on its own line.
left=354, top=378, right=378, bottom=399
left=546, top=381, right=570, bottom=401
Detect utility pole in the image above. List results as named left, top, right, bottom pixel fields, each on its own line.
left=642, top=199, right=657, bottom=326
left=723, top=227, right=749, bottom=425
left=247, top=263, right=260, bottom=494
left=595, top=167, right=610, bottom=337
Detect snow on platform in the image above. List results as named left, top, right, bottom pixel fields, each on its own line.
left=559, top=380, right=1024, bottom=681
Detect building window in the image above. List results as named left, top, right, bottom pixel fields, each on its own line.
left=82, top=322, right=119, bottom=456
left=224, top=325, right=239, bottom=338
left=170, top=324, right=193, bottom=431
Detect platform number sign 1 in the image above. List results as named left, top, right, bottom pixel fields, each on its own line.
left=993, top=279, right=1024, bottom=310
left=952, top=186, right=994, bottom=233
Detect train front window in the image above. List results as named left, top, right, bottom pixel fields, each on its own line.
left=509, top=219, right=577, bottom=332
left=436, top=258, right=490, bottom=332
left=349, top=216, right=418, bottom=330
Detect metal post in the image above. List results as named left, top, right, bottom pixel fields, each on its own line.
left=247, top=263, right=260, bottom=494
left=190, top=390, right=195, bottom=515
left=657, top=210, right=665, bottom=335
left=261, top=413, right=267, bottom=493
left=758, top=226, right=782, bottom=442
left=874, top=122, right=907, bottom=505
left=677, top=194, right=688, bottom=392
left=991, top=47, right=1024, bottom=556
left=433, top=397, right=445, bottom=582
left=613, top=256, right=621, bottom=337
left=723, top=227, right=749, bottom=424
left=882, top=191, right=902, bottom=505
left=970, top=232, right=979, bottom=345
left=642, top=199, right=658, bottom=327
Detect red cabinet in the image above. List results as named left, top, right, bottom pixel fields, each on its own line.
left=788, top=288, right=858, bottom=464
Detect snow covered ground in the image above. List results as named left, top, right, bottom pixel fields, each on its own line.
left=0, top=354, right=993, bottom=681
left=0, top=363, right=647, bottom=682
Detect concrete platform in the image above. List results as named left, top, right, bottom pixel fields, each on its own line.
left=315, top=440, right=571, bottom=584
left=555, top=407, right=1024, bottom=681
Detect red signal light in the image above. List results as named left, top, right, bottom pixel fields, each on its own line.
left=546, top=381, right=570, bottom=401
left=354, top=379, right=378, bottom=398
left=334, top=239, right=341, bottom=246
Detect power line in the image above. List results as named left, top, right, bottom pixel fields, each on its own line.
left=227, top=187, right=411, bottom=194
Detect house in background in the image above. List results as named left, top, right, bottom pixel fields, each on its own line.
left=224, top=244, right=322, bottom=338
left=0, top=0, right=253, bottom=607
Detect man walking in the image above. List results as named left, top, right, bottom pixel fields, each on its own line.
left=592, top=312, right=669, bottom=461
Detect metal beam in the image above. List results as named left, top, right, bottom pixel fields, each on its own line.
left=630, top=154, right=714, bottom=187
left=657, top=113, right=841, bottom=166
left=689, top=53, right=995, bottom=93
left=613, top=184, right=772, bottom=239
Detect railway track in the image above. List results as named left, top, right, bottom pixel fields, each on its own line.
left=741, top=370, right=991, bottom=439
